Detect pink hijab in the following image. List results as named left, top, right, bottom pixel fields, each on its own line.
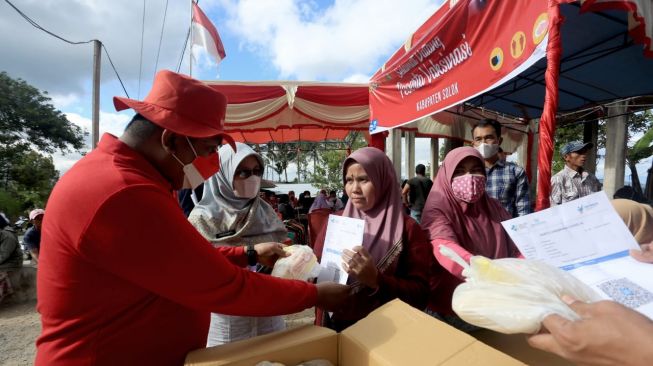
left=421, top=147, right=519, bottom=259
left=342, top=147, right=405, bottom=273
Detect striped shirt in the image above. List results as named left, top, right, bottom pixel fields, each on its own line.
left=550, top=165, right=602, bottom=206
left=485, top=160, right=531, bottom=217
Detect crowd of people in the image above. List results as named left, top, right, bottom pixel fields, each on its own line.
left=4, top=70, right=651, bottom=366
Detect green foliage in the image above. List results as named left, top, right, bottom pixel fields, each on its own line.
left=552, top=110, right=653, bottom=174
left=308, top=149, right=347, bottom=192
left=259, top=131, right=367, bottom=189
left=0, top=71, right=85, bottom=219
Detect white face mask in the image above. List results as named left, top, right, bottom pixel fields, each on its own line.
left=233, top=176, right=261, bottom=199
left=475, top=143, right=500, bottom=159
left=167, top=136, right=220, bottom=190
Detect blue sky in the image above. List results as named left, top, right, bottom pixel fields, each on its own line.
left=0, top=0, right=650, bottom=184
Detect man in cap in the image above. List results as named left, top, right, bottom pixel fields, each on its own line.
left=35, top=70, right=349, bottom=366
left=550, top=141, right=602, bottom=206
left=24, top=208, right=44, bottom=263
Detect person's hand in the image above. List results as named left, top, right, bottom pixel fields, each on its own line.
left=528, top=296, right=653, bottom=366
left=630, top=243, right=653, bottom=264
left=253, top=242, right=289, bottom=267
left=315, top=282, right=351, bottom=311
left=342, top=246, right=378, bottom=289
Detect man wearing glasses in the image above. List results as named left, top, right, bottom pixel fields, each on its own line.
left=35, top=70, right=349, bottom=366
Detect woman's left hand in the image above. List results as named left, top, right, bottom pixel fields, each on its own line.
left=342, top=246, right=379, bottom=289
left=254, top=242, right=289, bottom=267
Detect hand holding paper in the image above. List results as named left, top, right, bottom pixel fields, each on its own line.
left=317, top=215, right=365, bottom=285
left=342, top=246, right=379, bottom=289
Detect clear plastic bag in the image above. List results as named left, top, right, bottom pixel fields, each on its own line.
left=440, top=246, right=603, bottom=334
left=271, top=245, right=321, bottom=281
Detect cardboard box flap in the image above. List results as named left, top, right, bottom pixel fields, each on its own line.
left=339, top=299, right=524, bottom=366
left=185, top=325, right=337, bottom=366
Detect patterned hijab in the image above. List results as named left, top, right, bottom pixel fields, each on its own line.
left=341, top=147, right=405, bottom=274
left=421, top=147, right=518, bottom=259
left=188, top=142, right=286, bottom=246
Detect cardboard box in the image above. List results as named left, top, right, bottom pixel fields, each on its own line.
left=185, top=299, right=528, bottom=366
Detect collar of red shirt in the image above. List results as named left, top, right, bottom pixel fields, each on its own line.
left=98, top=133, right=173, bottom=192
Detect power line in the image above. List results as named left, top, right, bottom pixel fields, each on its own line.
left=3, top=0, right=93, bottom=45
left=153, top=0, right=170, bottom=78
left=3, top=0, right=131, bottom=98
left=102, top=44, right=130, bottom=99
left=137, top=0, right=147, bottom=99
left=176, top=27, right=190, bottom=73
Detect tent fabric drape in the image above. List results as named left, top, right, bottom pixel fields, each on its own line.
left=536, top=0, right=565, bottom=211
left=204, top=81, right=371, bottom=143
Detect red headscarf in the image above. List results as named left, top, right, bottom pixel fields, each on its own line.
left=341, top=147, right=405, bottom=274
left=421, top=147, right=519, bottom=259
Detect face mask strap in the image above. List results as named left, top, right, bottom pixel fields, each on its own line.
left=185, top=136, right=199, bottom=158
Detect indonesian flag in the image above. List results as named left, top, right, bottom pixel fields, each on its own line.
left=191, top=2, right=226, bottom=64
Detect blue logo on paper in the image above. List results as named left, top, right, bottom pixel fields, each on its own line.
left=369, top=119, right=378, bottom=132
left=576, top=201, right=598, bottom=214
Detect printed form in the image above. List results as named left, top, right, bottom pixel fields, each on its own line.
left=502, top=192, right=653, bottom=318
left=317, top=215, right=365, bottom=285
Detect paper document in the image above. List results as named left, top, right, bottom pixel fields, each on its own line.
left=502, top=192, right=653, bottom=318
left=317, top=215, right=365, bottom=285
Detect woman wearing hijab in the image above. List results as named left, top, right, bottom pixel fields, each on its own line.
left=313, top=147, right=433, bottom=331
left=188, top=142, right=288, bottom=346
left=612, top=198, right=653, bottom=245
left=421, top=147, right=520, bottom=330
left=309, top=190, right=331, bottom=213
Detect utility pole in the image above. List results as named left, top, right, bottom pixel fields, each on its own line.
left=92, top=40, right=101, bottom=149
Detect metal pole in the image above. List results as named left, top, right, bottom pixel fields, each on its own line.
left=92, top=40, right=101, bottom=149
left=189, top=0, right=194, bottom=76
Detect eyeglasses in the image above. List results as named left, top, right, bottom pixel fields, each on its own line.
left=235, top=168, right=263, bottom=178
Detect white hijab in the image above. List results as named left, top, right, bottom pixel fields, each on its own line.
left=188, top=143, right=287, bottom=246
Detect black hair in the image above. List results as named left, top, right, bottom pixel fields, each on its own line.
left=472, top=118, right=502, bottom=139
left=329, top=190, right=337, bottom=195
left=0, top=213, right=8, bottom=229
left=124, top=114, right=162, bottom=140
left=415, top=164, right=426, bottom=175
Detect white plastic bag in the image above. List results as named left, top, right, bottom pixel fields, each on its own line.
left=271, top=245, right=321, bottom=281
left=441, top=246, right=603, bottom=334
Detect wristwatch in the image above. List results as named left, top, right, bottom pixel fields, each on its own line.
left=246, top=245, right=258, bottom=266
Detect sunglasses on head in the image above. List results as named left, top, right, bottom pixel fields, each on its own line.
left=235, top=168, right=263, bottom=178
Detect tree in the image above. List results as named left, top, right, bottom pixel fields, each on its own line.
left=307, top=132, right=368, bottom=191
left=552, top=110, right=653, bottom=175
left=0, top=71, right=86, bottom=218
left=262, top=142, right=297, bottom=182
left=308, top=149, right=347, bottom=191
left=627, top=124, right=653, bottom=197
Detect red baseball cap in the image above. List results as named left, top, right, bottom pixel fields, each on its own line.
left=113, top=70, right=235, bottom=149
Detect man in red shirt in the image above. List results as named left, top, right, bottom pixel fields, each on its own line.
left=35, top=70, right=348, bottom=365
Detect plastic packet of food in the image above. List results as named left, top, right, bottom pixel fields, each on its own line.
left=271, top=245, right=321, bottom=281
left=441, top=246, right=602, bottom=334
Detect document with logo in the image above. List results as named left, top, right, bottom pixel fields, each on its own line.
left=502, top=192, right=653, bottom=318
left=316, top=215, right=365, bottom=285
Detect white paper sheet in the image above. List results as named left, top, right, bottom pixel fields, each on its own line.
left=502, top=192, right=653, bottom=318
left=316, top=215, right=365, bottom=285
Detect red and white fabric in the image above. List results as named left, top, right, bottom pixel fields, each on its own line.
left=192, top=2, right=226, bottom=64
left=203, top=81, right=370, bottom=143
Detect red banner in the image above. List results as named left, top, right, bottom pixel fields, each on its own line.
left=369, top=0, right=550, bottom=133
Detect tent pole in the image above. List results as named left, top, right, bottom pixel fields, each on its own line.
left=535, top=0, right=563, bottom=211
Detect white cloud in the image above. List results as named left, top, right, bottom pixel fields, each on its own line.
left=50, top=93, right=81, bottom=110
left=0, top=0, right=192, bottom=99
left=51, top=111, right=131, bottom=175
left=342, top=73, right=371, bottom=83
left=224, top=0, right=443, bottom=81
